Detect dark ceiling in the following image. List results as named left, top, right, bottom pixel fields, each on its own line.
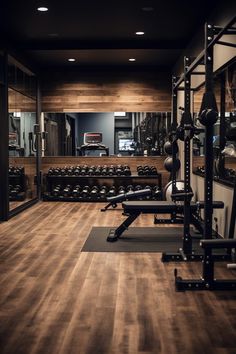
left=0, top=0, right=225, bottom=69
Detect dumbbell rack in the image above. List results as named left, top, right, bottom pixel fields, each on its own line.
left=42, top=173, right=162, bottom=202
left=9, top=173, right=26, bottom=201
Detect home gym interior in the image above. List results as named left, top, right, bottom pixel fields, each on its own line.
left=0, top=1, right=236, bottom=353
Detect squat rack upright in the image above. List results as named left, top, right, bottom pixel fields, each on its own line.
left=174, top=15, right=236, bottom=290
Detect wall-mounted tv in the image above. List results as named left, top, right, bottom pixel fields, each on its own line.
left=118, top=138, right=135, bottom=151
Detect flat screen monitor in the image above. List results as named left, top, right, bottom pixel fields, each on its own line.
left=84, top=132, right=102, bottom=144
left=119, top=138, right=135, bottom=151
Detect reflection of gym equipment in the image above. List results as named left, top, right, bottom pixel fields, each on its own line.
left=222, top=143, right=236, bottom=157
left=133, top=112, right=171, bottom=156
left=78, top=132, right=109, bottom=156
left=9, top=166, right=26, bottom=201
left=28, top=132, right=36, bottom=156
left=9, top=115, right=25, bottom=156
left=28, top=124, right=41, bottom=157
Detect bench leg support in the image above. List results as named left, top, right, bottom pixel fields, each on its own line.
left=107, top=212, right=140, bottom=242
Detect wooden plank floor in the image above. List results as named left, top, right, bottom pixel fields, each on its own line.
left=0, top=201, right=236, bottom=354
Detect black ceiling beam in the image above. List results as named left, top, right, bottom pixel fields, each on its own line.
left=9, top=39, right=185, bottom=51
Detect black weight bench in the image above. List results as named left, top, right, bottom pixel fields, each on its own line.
left=107, top=200, right=224, bottom=242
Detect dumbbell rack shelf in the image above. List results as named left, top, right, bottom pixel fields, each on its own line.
left=42, top=174, right=162, bottom=202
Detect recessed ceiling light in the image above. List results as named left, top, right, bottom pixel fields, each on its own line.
left=136, top=31, right=145, bottom=36
left=129, top=58, right=136, bottom=62
left=48, top=33, right=59, bottom=37
left=142, top=7, right=154, bottom=12
left=37, top=7, right=48, bottom=12
left=68, top=58, right=76, bottom=62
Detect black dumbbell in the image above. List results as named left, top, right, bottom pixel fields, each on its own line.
left=150, top=166, right=158, bottom=175
left=152, top=186, right=161, bottom=200
left=48, top=167, right=55, bottom=175
left=14, top=184, right=22, bottom=193
left=81, top=185, right=90, bottom=198
left=90, top=186, right=100, bottom=198
left=118, top=186, right=126, bottom=194
left=72, top=185, right=81, bottom=197
left=101, top=166, right=108, bottom=175
left=10, top=188, right=18, bottom=197
left=116, top=165, right=123, bottom=176
left=80, top=165, right=88, bottom=175
left=126, top=185, right=134, bottom=192
left=19, top=166, right=24, bottom=175
left=144, top=185, right=151, bottom=190
left=51, top=184, right=62, bottom=197
left=74, top=166, right=81, bottom=175
left=99, top=185, right=108, bottom=199
left=143, top=166, right=151, bottom=175
left=88, top=166, right=95, bottom=175
left=62, top=184, right=72, bottom=197
left=67, top=166, right=74, bottom=176
left=134, top=185, right=142, bottom=191
left=53, top=168, right=60, bottom=175
left=107, top=186, right=116, bottom=197
left=123, top=165, right=131, bottom=176
left=94, top=166, right=102, bottom=175
left=108, top=166, right=115, bottom=176
left=137, top=166, right=144, bottom=175
left=196, top=165, right=205, bottom=174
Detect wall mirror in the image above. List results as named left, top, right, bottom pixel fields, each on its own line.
left=41, top=111, right=171, bottom=157
left=8, top=55, right=38, bottom=212
left=192, top=58, right=236, bottom=186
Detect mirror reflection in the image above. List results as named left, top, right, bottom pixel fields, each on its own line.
left=8, top=56, right=38, bottom=211
left=192, top=59, right=236, bottom=185
left=42, top=111, right=171, bottom=157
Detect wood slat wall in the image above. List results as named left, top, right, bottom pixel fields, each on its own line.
left=41, top=70, right=171, bottom=113
left=8, top=89, right=36, bottom=112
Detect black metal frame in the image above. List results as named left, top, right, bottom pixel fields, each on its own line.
left=0, top=53, right=41, bottom=221
left=176, top=239, right=236, bottom=291
left=174, top=16, right=236, bottom=290
left=162, top=57, right=200, bottom=261
left=0, top=51, right=9, bottom=221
